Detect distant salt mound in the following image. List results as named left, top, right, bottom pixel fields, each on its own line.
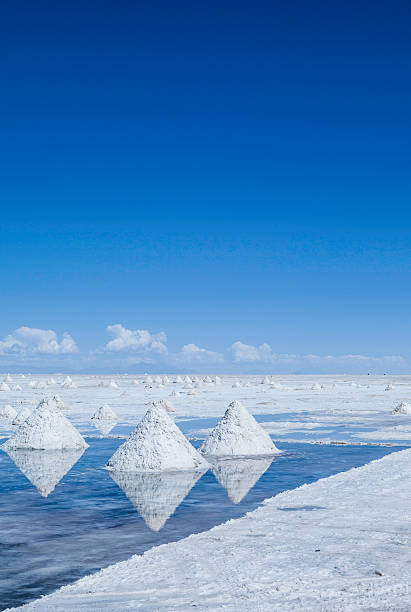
left=5, top=448, right=85, bottom=497
left=12, top=404, right=32, bottom=425
left=108, top=380, right=118, bottom=389
left=157, top=399, right=176, bottom=413
left=12, top=385, right=22, bottom=391
left=6, top=374, right=13, bottom=383
left=391, top=401, right=411, bottom=415
left=210, top=456, right=274, bottom=504
left=184, top=376, right=191, bottom=383
left=0, top=382, right=10, bottom=392
left=2, top=398, right=88, bottom=451
left=200, top=400, right=280, bottom=457
left=215, top=376, right=221, bottom=384
left=47, top=378, right=56, bottom=385
left=311, top=383, right=322, bottom=390
left=203, top=376, right=212, bottom=384
left=232, top=380, right=241, bottom=388
left=175, top=376, right=183, bottom=384
left=106, top=403, right=209, bottom=473
left=162, top=376, right=170, bottom=385
left=132, top=379, right=140, bottom=386
left=98, top=381, right=107, bottom=388
left=0, top=404, right=17, bottom=419
left=53, top=395, right=68, bottom=410
left=261, top=377, right=270, bottom=385
left=92, top=404, right=118, bottom=421
left=385, top=384, right=395, bottom=391
left=145, top=376, right=153, bottom=384
left=109, top=469, right=204, bottom=531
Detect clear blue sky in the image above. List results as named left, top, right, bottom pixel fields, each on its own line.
left=0, top=0, right=410, bottom=372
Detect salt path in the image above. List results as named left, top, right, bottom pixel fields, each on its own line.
left=2, top=398, right=88, bottom=451
left=106, top=402, right=209, bottom=473
left=200, top=400, right=280, bottom=456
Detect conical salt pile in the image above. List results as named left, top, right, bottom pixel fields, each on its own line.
left=210, top=456, right=274, bottom=504
left=12, top=404, right=31, bottom=425
left=0, top=382, right=10, bottom=391
left=109, top=469, right=204, bottom=531
left=5, top=448, right=85, bottom=497
left=92, top=404, right=118, bottom=421
left=391, top=401, right=411, bottom=415
left=53, top=395, right=68, bottom=410
left=200, top=400, right=280, bottom=457
left=108, top=380, right=118, bottom=388
left=2, top=398, right=88, bottom=451
left=106, top=402, right=209, bottom=472
left=175, top=376, right=183, bottom=383
left=157, top=399, right=176, bottom=413
left=0, top=404, right=17, bottom=419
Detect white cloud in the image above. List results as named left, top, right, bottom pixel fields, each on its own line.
left=104, top=324, right=168, bottom=354
left=229, top=341, right=404, bottom=372
left=172, top=343, right=224, bottom=364
left=0, top=327, right=78, bottom=355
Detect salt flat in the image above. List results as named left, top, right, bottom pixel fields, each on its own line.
left=2, top=374, right=411, bottom=611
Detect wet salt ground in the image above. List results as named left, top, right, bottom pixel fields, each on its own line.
left=0, top=434, right=405, bottom=611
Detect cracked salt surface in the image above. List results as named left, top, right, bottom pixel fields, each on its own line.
left=0, top=435, right=402, bottom=611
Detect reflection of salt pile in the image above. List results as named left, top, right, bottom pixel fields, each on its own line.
left=391, top=401, right=411, bottom=415
left=200, top=400, right=280, bottom=456
left=94, top=420, right=117, bottom=436
left=92, top=404, right=118, bottom=420
left=109, top=469, right=204, bottom=531
left=5, top=448, right=85, bottom=497
left=2, top=398, right=88, bottom=450
left=210, top=455, right=274, bottom=503
left=107, top=403, right=209, bottom=472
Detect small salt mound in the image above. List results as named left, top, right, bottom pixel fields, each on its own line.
left=108, top=380, right=118, bottom=389
left=12, top=385, right=22, bottom=391
left=5, top=448, right=85, bottom=497
left=0, top=382, right=11, bottom=391
left=311, top=383, right=322, bottom=390
left=98, top=381, right=107, bottom=388
left=47, top=378, right=56, bottom=385
left=106, top=403, right=209, bottom=473
left=210, top=456, right=274, bottom=504
left=187, top=389, right=196, bottom=396
left=153, top=376, right=161, bottom=384
left=184, top=383, right=194, bottom=389
left=203, top=375, right=212, bottom=384
left=53, top=395, right=68, bottom=410
left=2, top=398, right=88, bottom=451
left=232, top=381, right=241, bottom=388
left=200, top=400, right=280, bottom=457
left=385, top=384, right=395, bottom=391
left=6, top=374, right=13, bottom=383
left=175, top=376, right=183, bottom=383
left=215, top=376, right=221, bottom=384
left=109, top=469, right=205, bottom=531
left=261, top=377, right=270, bottom=385
left=0, top=404, right=17, bottom=419
left=391, top=401, right=411, bottom=415
left=158, top=400, right=176, bottom=413
left=162, top=376, right=170, bottom=385
left=132, top=379, right=140, bottom=386
left=12, top=404, right=32, bottom=425
left=145, top=376, right=153, bottom=384
left=62, top=376, right=72, bottom=386
left=28, top=380, right=37, bottom=388
left=271, top=382, right=283, bottom=390
left=92, top=404, right=118, bottom=421
left=34, top=381, right=48, bottom=390
left=184, top=376, right=191, bottom=383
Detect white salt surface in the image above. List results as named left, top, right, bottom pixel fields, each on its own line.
left=200, top=400, right=280, bottom=456
left=2, top=399, right=88, bottom=451
left=13, top=448, right=411, bottom=611
left=106, top=403, right=209, bottom=472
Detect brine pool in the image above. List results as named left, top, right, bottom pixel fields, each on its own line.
left=0, top=428, right=404, bottom=610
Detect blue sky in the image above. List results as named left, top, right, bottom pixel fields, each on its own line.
left=0, top=1, right=410, bottom=373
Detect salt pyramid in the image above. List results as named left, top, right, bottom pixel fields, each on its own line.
left=12, top=404, right=31, bottom=425
left=215, top=376, right=221, bottom=384
left=175, top=376, right=183, bottom=383
left=391, top=401, right=411, bottom=415
left=0, top=382, right=10, bottom=391
left=53, top=394, right=68, bottom=410
left=106, top=403, right=209, bottom=472
left=385, top=384, right=395, bottom=391
left=200, top=400, right=280, bottom=457
left=210, top=455, right=274, bottom=504
left=12, top=385, right=22, bottom=391
left=0, top=404, right=17, bottom=419
left=204, top=375, right=212, bottom=383
left=92, top=404, right=118, bottom=421
left=108, top=380, right=118, bottom=388
left=2, top=398, right=88, bottom=451
left=6, top=448, right=85, bottom=497
left=145, top=376, right=153, bottom=384
left=109, top=469, right=204, bottom=531
left=157, top=399, right=176, bottom=413
left=6, top=374, right=13, bottom=383
left=184, top=376, right=191, bottom=383
left=261, top=376, right=270, bottom=385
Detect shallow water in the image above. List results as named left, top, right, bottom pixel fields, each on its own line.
left=0, top=435, right=404, bottom=610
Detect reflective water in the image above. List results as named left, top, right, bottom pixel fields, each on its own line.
left=0, top=437, right=403, bottom=610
